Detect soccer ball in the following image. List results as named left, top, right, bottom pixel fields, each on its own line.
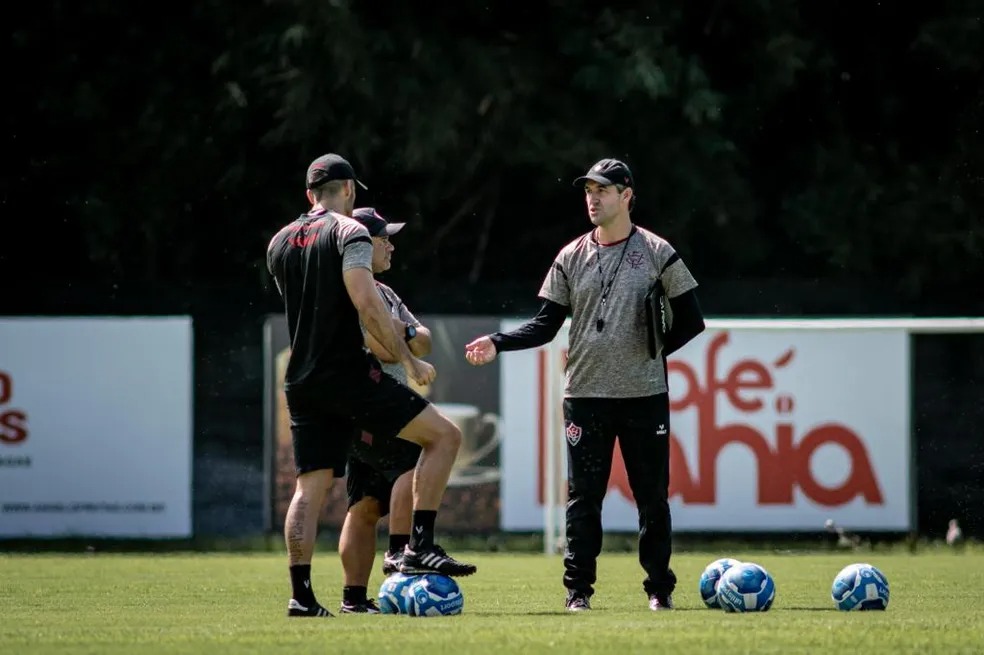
left=408, top=574, right=464, bottom=617
left=716, top=562, right=776, bottom=612
left=699, top=558, right=742, bottom=608
left=831, top=563, right=889, bottom=611
left=378, top=573, right=416, bottom=614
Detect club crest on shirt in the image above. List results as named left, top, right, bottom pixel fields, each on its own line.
left=626, top=251, right=645, bottom=269
left=565, top=422, right=583, bottom=446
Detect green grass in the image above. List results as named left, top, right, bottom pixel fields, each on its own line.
left=1, top=550, right=982, bottom=654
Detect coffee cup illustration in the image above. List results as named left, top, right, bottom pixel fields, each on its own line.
left=434, top=402, right=501, bottom=486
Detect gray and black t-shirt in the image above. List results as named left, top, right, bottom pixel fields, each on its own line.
left=361, top=281, right=421, bottom=385
left=538, top=226, right=698, bottom=398
left=266, top=209, right=373, bottom=389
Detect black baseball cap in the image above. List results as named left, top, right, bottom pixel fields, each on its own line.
left=305, top=153, right=369, bottom=190
left=573, top=158, right=634, bottom=188
left=352, top=207, right=405, bottom=237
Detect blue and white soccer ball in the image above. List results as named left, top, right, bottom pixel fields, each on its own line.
left=408, top=574, right=464, bottom=617
left=716, top=562, right=776, bottom=612
left=378, top=573, right=416, bottom=614
left=831, top=563, right=890, bottom=611
left=699, top=558, right=742, bottom=608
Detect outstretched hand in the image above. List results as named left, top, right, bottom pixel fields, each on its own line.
left=464, top=336, right=498, bottom=366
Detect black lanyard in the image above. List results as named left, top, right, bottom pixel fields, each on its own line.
left=594, top=226, right=636, bottom=332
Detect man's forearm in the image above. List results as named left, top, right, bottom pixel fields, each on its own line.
left=362, top=304, right=414, bottom=364
left=489, top=299, right=568, bottom=352
left=365, top=332, right=399, bottom=363
left=408, top=326, right=432, bottom=357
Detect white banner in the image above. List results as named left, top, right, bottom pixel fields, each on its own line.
left=500, top=321, right=911, bottom=532
left=0, top=317, right=193, bottom=537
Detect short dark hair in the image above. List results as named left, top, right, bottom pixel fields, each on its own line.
left=311, top=179, right=348, bottom=201
left=616, top=184, right=637, bottom=212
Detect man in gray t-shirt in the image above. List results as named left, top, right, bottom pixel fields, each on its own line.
left=465, top=158, right=706, bottom=613
left=339, top=207, right=434, bottom=613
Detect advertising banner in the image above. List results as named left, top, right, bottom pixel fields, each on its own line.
left=0, top=317, right=193, bottom=537
left=264, top=314, right=502, bottom=532
left=501, top=322, right=911, bottom=532
left=265, top=315, right=911, bottom=534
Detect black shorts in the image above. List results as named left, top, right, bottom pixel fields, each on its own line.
left=284, top=357, right=430, bottom=477
left=346, top=432, right=421, bottom=516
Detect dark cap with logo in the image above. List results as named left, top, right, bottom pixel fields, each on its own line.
left=352, top=207, right=405, bottom=237
left=305, top=153, right=369, bottom=191
left=573, top=158, right=634, bottom=188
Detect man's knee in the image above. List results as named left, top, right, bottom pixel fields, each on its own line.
left=434, top=418, right=461, bottom=451
left=568, top=474, right=610, bottom=505
left=405, top=412, right=461, bottom=452
left=567, top=494, right=605, bottom=517
left=348, top=497, right=383, bottom=526
left=294, top=469, right=333, bottom=500
left=625, top=473, right=669, bottom=508
left=390, top=470, right=413, bottom=495
left=636, top=497, right=671, bottom=521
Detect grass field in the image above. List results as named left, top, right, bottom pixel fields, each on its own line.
left=2, top=549, right=982, bottom=654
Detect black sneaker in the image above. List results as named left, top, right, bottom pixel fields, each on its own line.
left=287, top=598, right=333, bottom=617
left=648, top=593, right=674, bottom=611
left=399, top=544, right=477, bottom=577
left=339, top=598, right=381, bottom=614
left=381, top=549, right=403, bottom=575
left=566, top=590, right=592, bottom=612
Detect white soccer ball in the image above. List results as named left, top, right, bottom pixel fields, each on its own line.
left=699, top=558, right=742, bottom=608
left=377, top=572, right=416, bottom=614
left=408, top=574, right=464, bottom=617
left=831, top=563, right=889, bottom=611
left=716, top=562, right=776, bottom=612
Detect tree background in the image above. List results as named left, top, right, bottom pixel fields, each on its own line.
left=3, top=1, right=983, bottom=538
left=5, top=0, right=981, bottom=316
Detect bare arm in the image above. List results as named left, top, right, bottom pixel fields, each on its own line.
left=344, top=267, right=415, bottom=365
left=389, top=290, right=431, bottom=357
left=407, top=324, right=432, bottom=357
left=364, top=318, right=430, bottom=362
left=365, top=330, right=399, bottom=363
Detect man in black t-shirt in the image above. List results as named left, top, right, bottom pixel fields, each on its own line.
left=267, top=154, right=477, bottom=618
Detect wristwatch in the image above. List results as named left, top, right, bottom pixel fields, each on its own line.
left=404, top=324, right=417, bottom=342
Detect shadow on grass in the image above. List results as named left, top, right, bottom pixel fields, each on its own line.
left=477, top=607, right=710, bottom=616
left=471, top=610, right=577, bottom=617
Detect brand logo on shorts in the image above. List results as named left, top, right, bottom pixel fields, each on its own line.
left=656, top=424, right=668, bottom=436
left=565, top=422, right=582, bottom=446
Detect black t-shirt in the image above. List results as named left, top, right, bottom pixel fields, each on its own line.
left=266, top=209, right=375, bottom=389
